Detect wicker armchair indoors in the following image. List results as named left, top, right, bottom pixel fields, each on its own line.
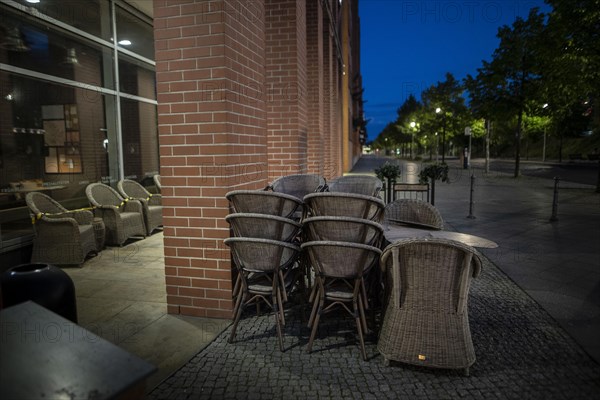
left=384, top=198, right=444, bottom=230
left=378, top=238, right=482, bottom=376
left=153, top=174, right=162, bottom=192
left=25, top=192, right=98, bottom=266
left=85, top=183, right=146, bottom=246
left=118, top=179, right=163, bottom=235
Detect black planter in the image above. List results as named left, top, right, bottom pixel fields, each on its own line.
left=0, top=263, right=78, bottom=322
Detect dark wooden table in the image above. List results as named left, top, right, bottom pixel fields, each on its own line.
left=0, top=301, right=156, bottom=400
left=384, top=224, right=498, bottom=249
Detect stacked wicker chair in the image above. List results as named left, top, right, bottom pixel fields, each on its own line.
left=85, top=183, right=146, bottom=246
left=384, top=198, right=444, bottom=230
left=117, top=179, right=163, bottom=235
left=378, top=238, right=482, bottom=375
left=153, top=174, right=162, bottom=192
left=225, top=190, right=303, bottom=351
left=266, top=174, right=326, bottom=220
left=326, top=174, right=383, bottom=197
left=301, top=189, right=385, bottom=360
left=25, top=192, right=98, bottom=266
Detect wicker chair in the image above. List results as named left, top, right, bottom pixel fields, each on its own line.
left=378, top=238, right=482, bottom=375
left=153, top=174, right=162, bottom=192
left=226, top=190, right=303, bottom=220
left=224, top=237, right=301, bottom=351
left=25, top=192, right=98, bottom=266
left=303, top=192, right=385, bottom=223
left=117, top=179, right=163, bottom=235
left=85, top=183, right=146, bottom=246
left=384, top=198, right=444, bottom=230
left=266, top=174, right=326, bottom=200
left=226, top=213, right=301, bottom=243
left=326, top=175, right=383, bottom=197
left=301, top=241, right=382, bottom=360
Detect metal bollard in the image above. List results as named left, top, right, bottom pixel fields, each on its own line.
left=550, top=176, right=559, bottom=222
left=467, top=174, right=476, bottom=219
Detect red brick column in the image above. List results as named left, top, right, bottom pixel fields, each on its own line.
left=306, top=0, right=324, bottom=175
left=154, top=0, right=267, bottom=318
left=265, top=0, right=308, bottom=180
left=322, top=11, right=334, bottom=179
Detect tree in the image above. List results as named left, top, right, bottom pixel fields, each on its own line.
left=422, top=73, right=471, bottom=162
left=465, top=9, right=547, bottom=177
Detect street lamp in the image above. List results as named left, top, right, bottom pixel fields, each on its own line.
left=542, top=103, right=549, bottom=162
left=409, top=121, right=417, bottom=159
left=436, top=107, right=447, bottom=163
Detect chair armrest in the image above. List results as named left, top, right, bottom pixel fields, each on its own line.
left=123, top=199, right=143, bottom=213
left=64, top=210, right=94, bottom=225
left=38, top=215, right=78, bottom=230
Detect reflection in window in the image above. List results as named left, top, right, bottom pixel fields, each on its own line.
left=115, top=5, right=154, bottom=60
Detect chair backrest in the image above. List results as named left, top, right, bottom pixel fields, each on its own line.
left=224, top=237, right=300, bottom=273
left=384, top=198, right=444, bottom=230
left=380, top=238, right=481, bottom=310
left=86, top=183, right=124, bottom=207
left=303, top=192, right=385, bottom=222
left=226, top=213, right=302, bottom=242
left=118, top=179, right=151, bottom=200
left=327, top=175, right=383, bottom=197
left=153, top=174, right=162, bottom=191
left=302, top=216, right=383, bottom=246
left=301, top=241, right=382, bottom=279
left=268, top=174, right=326, bottom=200
left=226, top=190, right=303, bottom=219
left=25, top=192, right=67, bottom=216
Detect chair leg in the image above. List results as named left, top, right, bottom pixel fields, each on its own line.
left=357, top=294, right=369, bottom=335
left=228, top=291, right=245, bottom=344
left=272, top=287, right=284, bottom=352
left=277, top=285, right=286, bottom=327
left=307, top=296, right=324, bottom=354
left=354, top=299, right=367, bottom=361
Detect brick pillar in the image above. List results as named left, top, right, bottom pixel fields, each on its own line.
left=265, top=0, right=308, bottom=180
left=306, top=0, right=324, bottom=175
left=322, top=9, right=334, bottom=179
left=154, top=0, right=267, bottom=318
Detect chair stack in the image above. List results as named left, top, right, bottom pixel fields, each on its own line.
left=301, top=190, right=385, bottom=360
left=224, top=190, right=304, bottom=351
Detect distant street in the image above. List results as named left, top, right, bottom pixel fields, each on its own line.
left=472, top=159, right=599, bottom=186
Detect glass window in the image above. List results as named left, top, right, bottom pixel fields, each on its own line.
left=120, top=98, right=158, bottom=187
left=118, top=54, right=156, bottom=99
left=115, top=5, right=154, bottom=60
left=11, top=0, right=111, bottom=41
left=0, top=8, right=115, bottom=90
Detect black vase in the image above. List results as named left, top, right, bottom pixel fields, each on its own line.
left=0, top=263, right=78, bottom=323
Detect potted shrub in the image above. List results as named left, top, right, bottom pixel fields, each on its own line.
left=419, top=163, right=449, bottom=205
left=375, top=162, right=402, bottom=203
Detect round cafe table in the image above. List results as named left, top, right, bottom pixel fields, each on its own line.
left=384, top=224, right=498, bottom=249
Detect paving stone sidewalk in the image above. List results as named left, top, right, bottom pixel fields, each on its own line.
left=148, top=254, right=600, bottom=400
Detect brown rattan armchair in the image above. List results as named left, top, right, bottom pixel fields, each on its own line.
left=301, top=241, right=382, bottom=360
left=326, top=175, right=383, bottom=197
left=25, top=192, right=98, bottom=266
left=117, top=179, right=163, bottom=235
left=224, top=237, right=301, bottom=351
left=384, top=198, right=444, bottom=230
left=266, top=174, right=326, bottom=200
left=303, top=192, right=386, bottom=223
left=378, top=238, right=482, bottom=375
left=85, top=183, right=146, bottom=246
left=226, top=190, right=303, bottom=220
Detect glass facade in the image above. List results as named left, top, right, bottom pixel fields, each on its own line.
left=0, top=0, right=157, bottom=262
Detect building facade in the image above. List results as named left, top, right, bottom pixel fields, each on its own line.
left=1, top=0, right=364, bottom=319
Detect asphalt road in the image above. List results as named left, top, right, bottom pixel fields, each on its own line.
left=472, top=159, right=600, bottom=186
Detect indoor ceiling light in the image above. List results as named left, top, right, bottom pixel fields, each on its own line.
left=26, top=0, right=41, bottom=3
left=62, top=47, right=79, bottom=65
left=0, top=27, right=30, bottom=52
left=118, top=39, right=132, bottom=46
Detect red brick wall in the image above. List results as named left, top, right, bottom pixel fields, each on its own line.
left=265, top=0, right=308, bottom=180
left=306, top=0, right=324, bottom=175
left=154, top=0, right=267, bottom=319
left=322, top=13, right=334, bottom=179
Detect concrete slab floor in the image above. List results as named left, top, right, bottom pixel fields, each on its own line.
left=63, top=232, right=230, bottom=392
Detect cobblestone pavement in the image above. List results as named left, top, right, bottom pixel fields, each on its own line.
left=148, top=255, right=600, bottom=400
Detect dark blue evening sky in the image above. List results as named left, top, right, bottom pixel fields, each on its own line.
left=359, top=0, right=551, bottom=142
